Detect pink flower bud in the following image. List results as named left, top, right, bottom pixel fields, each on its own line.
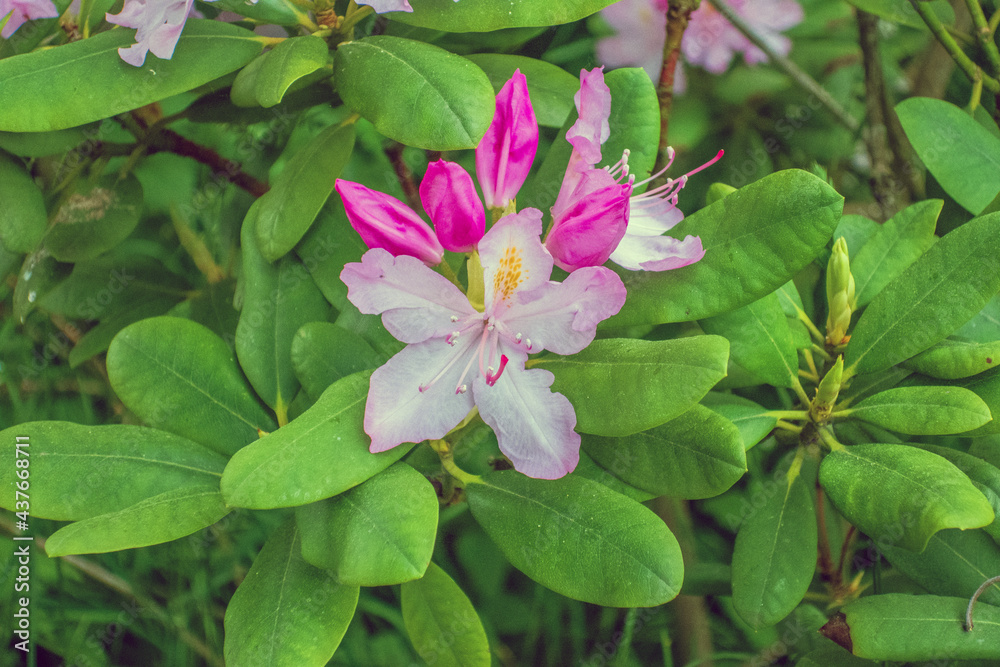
left=475, top=69, right=538, bottom=209
left=419, top=160, right=485, bottom=253
left=545, top=169, right=631, bottom=272
left=335, top=179, right=444, bottom=265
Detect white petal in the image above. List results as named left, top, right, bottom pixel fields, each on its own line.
left=609, top=233, right=705, bottom=272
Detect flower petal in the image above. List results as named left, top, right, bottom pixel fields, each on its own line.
left=419, top=160, right=485, bottom=252
left=478, top=208, right=552, bottom=317
left=341, top=248, right=478, bottom=344
left=627, top=199, right=685, bottom=236
left=336, top=179, right=444, bottom=265
left=473, top=364, right=580, bottom=479
left=365, top=338, right=477, bottom=452
left=609, top=233, right=705, bottom=272
left=475, top=69, right=538, bottom=209
left=546, top=172, right=631, bottom=272
left=565, top=67, right=611, bottom=168
left=355, top=0, right=413, bottom=12
left=504, top=266, right=626, bottom=356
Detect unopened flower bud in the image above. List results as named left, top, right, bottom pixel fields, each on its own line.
left=811, top=355, right=843, bottom=423
left=825, top=237, right=855, bottom=346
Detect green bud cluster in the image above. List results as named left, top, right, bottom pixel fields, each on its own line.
left=825, top=237, right=856, bottom=346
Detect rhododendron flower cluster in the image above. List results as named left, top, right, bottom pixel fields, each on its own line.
left=0, top=0, right=59, bottom=38
left=334, top=68, right=720, bottom=478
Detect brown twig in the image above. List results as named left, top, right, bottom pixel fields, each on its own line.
left=652, top=0, right=700, bottom=182
left=146, top=129, right=269, bottom=198
left=385, top=142, right=421, bottom=211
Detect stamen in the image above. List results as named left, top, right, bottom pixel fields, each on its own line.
left=515, top=333, right=522, bottom=343
left=455, top=384, right=468, bottom=394
left=486, top=355, right=510, bottom=387
left=450, top=315, right=459, bottom=322
left=446, top=331, right=461, bottom=346
left=525, top=338, right=532, bottom=351
left=605, top=149, right=631, bottom=180
left=419, top=342, right=470, bottom=393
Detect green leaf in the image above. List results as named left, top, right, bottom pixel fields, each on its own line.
left=334, top=36, right=494, bottom=150
left=13, top=249, right=69, bottom=322
left=68, top=292, right=182, bottom=368
left=797, top=646, right=874, bottom=667
left=534, top=336, right=730, bottom=437
left=224, top=521, right=359, bottom=667
left=401, top=562, right=491, bottom=667
left=701, top=392, right=778, bottom=451
left=44, top=174, right=143, bottom=262
left=846, top=0, right=954, bottom=28
left=583, top=404, right=746, bottom=499
left=296, top=463, right=438, bottom=585
left=209, top=0, right=305, bottom=25
left=701, top=292, right=798, bottom=388
left=0, top=20, right=264, bottom=132
left=291, top=322, right=384, bottom=400
left=394, top=0, right=619, bottom=31
left=236, top=220, right=330, bottom=413
left=916, top=444, right=1000, bottom=545
left=608, top=170, right=844, bottom=326
left=464, top=53, right=577, bottom=128
left=296, top=202, right=368, bottom=310
left=0, top=150, right=46, bottom=253
left=896, top=97, right=1000, bottom=213
left=44, top=485, right=229, bottom=557
left=732, top=465, right=817, bottom=628
left=108, top=316, right=276, bottom=456
left=221, top=372, right=411, bottom=509
left=466, top=471, right=683, bottom=607
left=851, top=199, right=940, bottom=308
left=845, top=386, right=992, bottom=435
left=601, top=68, right=660, bottom=182
left=0, top=422, right=225, bottom=520
left=956, top=293, right=1000, bottom=343
left=251, top=123, right=355, bottom=262
left=882, top=529, right=1000, bottom=606
left=905, top=338, right=1000, bottom=380
left=842, top=594, right=1000, bottom=660
left=963, top=368, right=1000, bottom=435
left=819, top=444, right=994, bottom=552
left=845, top=212, right=1000, bottom=375
left=253, top=35, right=328, bottom=107
left=0, top=126, right=91, bottom=157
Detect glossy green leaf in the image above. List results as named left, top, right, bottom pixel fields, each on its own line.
left=572, top=450, right=656, bottom=502
left=236, top=220, right=330, bottom=413
left=842, top=594, right=1000, bottom=660
left=68, top=292, right=182, bottom=368
left=601, top=68, right=660, bottom=182
left=394, top=0, right=619, bottom=31
left=231, top=53, right=267, bottom=107
left=831, top=213, right=880, bottom=260
left=296, top=463, right=438, bottom=585
left=583, top=404, right=746, bottom=499
left=897, top=97, right=1000, bottom=213
left=464, top=53, right=577, bottom=128
left=251, top=123, right=355, bottom=262
left=0, top=422, right=225, bottom=520
left=701, top=292, right=797, bottom=388
left=797, top=645, right=877, bottom=667
left=819, top=444, right=994, bottom=552
left=44, top=485, right=229, bottom=557
left=845, top=212, right=1000, bottom=375
left=291, top=322, right=384, bottom=400
left=401, top=562, right=491, bottom=667
left=13, top=249, right=69, bottom=322
left=917, top=444, right=1000, bottom=544
left=963, top=368, right=1000, bottom=435
left=732, top=465, right=817, bottom=628
left=0, top=126, right=90, bottom=157
left=0, top=21, right=264, bottom=132
left=845, top=386, right=992, bottom=435
left=334, top=36, right=494, bottom=150
left=882, top=529, right=1000, bottom=606
left=0, top=150, right=46, bottom=253
left=701, top=392, right=778, bottom=451
left=44, top=174, right=143, bottom=262
left=609, top=170, right=843, bottom=326
left=956, top=293, right=1000, bottom=343
left=535, top=336, right=729, bottom=437
left=254, top=35, right=328, bottom=107
left=846, top=0, right=954, bottom=29
left=108, top=316, right=276, bottom=456
left=466, top=471, right=683, bottom=607
left=209, top=0, right=304, bottom=25
left=221, top=372, right=411, bottom=509
left=225, top=521, right=359, bottom=667
left=297, top=203, right=368, bottom=310
left=851, top=199, right=940, bottom=308
left=905, top=338, right=1000, bottom=379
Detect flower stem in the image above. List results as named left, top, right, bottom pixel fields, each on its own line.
left=965, top=574, right=1000, bottom=630
left=817, top=426, right=846, bottom=452
left=429, top=439, right=482, bottom=486
left=765, top=410, right=810, bottom=420
left=965, top=0, right=1000, bottom=78
left=909, top=0, right=1000, bottom=92
left=652, top=0, right=699, bottom=180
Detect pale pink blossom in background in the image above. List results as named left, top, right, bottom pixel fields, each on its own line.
left=106, top=0, right=196, bottom=66
left=357, top=0, right=459, bottom=12
left=597, top=0, right=804, bottom=81
left=0, top=0, right=59, bottom=38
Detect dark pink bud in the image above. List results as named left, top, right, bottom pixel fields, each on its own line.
left=545, top=170, right=631, bottom=272
left=335, top=179, right=444, bottom=265
left=419, top=160, right=485, bottom=253
left=475, top=69, right=538, bottom=209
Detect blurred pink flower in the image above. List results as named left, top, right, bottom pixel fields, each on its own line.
left=595, top=0, right=668, bottom=80
left=106, top=0, right=195, bottom=67
left=0, top=0, right=59, bottom=38
left=357, top=0, right=458, bottom=12
left=683, top=0, right=804, bottom=73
